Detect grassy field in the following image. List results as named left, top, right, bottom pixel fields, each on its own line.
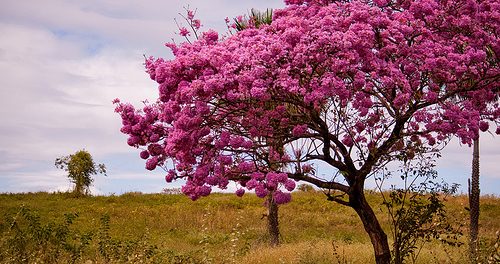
left=0, top=191, right=498, bottom=263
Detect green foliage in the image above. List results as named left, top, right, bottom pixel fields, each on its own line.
left=0, top=192, right=499, bottom=263
left=55, top=150, right=106, bottom=196
left=233, top=8, right=273, bottom=31
left=0, top=206, right=164, bottom=264
left=96, top=214, right=158, bottom=263
left=0, top=206, right=91, bottom=264
left=377, top=155, right=463, bottom=264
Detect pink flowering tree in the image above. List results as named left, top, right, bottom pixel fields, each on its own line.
left=115, top=0, right=499, bottom=263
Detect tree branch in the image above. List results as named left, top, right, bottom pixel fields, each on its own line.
left=287, top=172, right=350, bottom=193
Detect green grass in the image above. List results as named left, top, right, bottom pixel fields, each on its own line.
left=0, top=191, right=498, bottom=263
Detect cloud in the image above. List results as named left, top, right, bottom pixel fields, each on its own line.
left=0, top=169, right=69, bottom=193
left=0, top=0, right=286, bottom=57
left=434, top=135, right=500, bottom=194
left=0, top=23, right=157, bottom=192
left=438, top=136, right=500, bottom=179
left=0, top=0, right=287, bottom=194
left=0, top=0, right=498, bottom=195
left=0, top=25, right=146, bottom=161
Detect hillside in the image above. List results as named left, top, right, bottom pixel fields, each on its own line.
left=0, top=191, right=498, bottom=263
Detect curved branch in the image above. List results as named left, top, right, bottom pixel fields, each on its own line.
left=287, top=172, right=350, bottom=193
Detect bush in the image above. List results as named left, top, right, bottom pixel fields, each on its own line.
left=0, top=206, right=91, bottom=263
left=0, top=207, right=160, bottom=263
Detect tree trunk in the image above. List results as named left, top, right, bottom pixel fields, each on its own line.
left=393, top=235, right=402, bottom=264
left=469, top=137, right=480, bottom=263
left=351, top=190, right=391, bottom=264
left=267, top=192, right=280, bottom=246
left=74, top=179, right=84, bottom=197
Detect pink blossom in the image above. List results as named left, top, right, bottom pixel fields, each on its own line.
left=393, top=93, right=410, bottom=109
left=202, top=30, right=219, bottom=44
left=241, top=140, right=253, bottom=149
left=229, top=136, right=244, bottom=148
left=284, top=0, right=306, bottom=5
left=425, top=91, right=438, bottom=102
left=218, top=155, right=233, bottom=165
left=342, top=134, right=354, bottom=147
left=145, top=157, right=158, bottom=171
left=127, top=136, right=140, bottom=146
left=179, top=27, right=190, bottom=37
left=273, top=191, right=292, bottom=204
left=197, top=186, right=211, bottom=197
left=237, top=161, right=254, bottom=172
left=266, top=172, right=287, bottom=184
left=361, top=98, right=373, bottom=108
left=187, top=10, right=195, bottom=20
left=426, top=135, right=436, bottom=146
left=284, top=179, right=296, bottom=191
left=205, top=176, right=218, bottom=185
left=150, top=134, right=160, bottom=142
left=302, top=164, right=313, bottom=174
left=148, top=143, right=163, bottom=156
left=255, top=184, right=268, bottom=198
left=266, top=179, right=278, bottom=190
left=373, top=0, right=389, bottom=7
left=235, top=188, right=245, bottom=197
left=479, top=121, right=489, bottom=132
left=246, top=179, right=258, bottom=189
left=192, top=19, right=201, bottom=30
left=165, top=170, right=176, bottom=182
left=251, top=172, right=265, bottom=181
left=115, top=0, right=498, bottom=212
left=140, top=150, right=150, bottom=160
left=218, top=177, right=229, bottom=189
left=355, top=122, right=365, bottom=133
left=292, top=124, right=308, bottom=137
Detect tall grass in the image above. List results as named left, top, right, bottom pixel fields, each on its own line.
left=0, top=191, right=498, bottom=263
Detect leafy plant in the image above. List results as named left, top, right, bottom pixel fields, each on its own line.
left=233, top=8, right=273, bottom=31
left=0, top=206, right=91, bottom=264
left=55, top=150, right=106, bottom=197
left=97, top=213, right=158, bottom=263
left=376, top=154, right=463, bottom=264
left=0, top=207, right=160, bottom=263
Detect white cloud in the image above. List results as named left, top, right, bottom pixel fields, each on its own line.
left=0, top=24, right=160, bottom=161
left=438, top=136, right=500, bottom=179
left=0, top=169, right=69, bottom=193
left=0, top=0, right=498, bottom=195
left=0, top=0, right=286, bottom=56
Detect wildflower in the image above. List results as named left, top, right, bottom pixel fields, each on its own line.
left=179, top=27, right=190, bottom=36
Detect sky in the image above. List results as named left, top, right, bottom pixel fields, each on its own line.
left=0, top=0, right=498, bottom=196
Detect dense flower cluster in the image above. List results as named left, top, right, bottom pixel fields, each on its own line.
left=115, top=0, right=499, bottom=201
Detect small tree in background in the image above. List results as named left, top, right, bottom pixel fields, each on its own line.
left=233, top=8, right=282, bottom=246
left=177, top=7, right=285, bottom=246
left=55, top=150, right=106, bottom=196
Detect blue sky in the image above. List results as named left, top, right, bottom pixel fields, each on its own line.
left=0, top=0, right=498, bottom=195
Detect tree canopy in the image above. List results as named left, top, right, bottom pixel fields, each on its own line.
left=55, top=150, right=106, bottom=196
left=116, top=0, right=498, bottom=200
left=115, top=0, right=498, bottom=262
